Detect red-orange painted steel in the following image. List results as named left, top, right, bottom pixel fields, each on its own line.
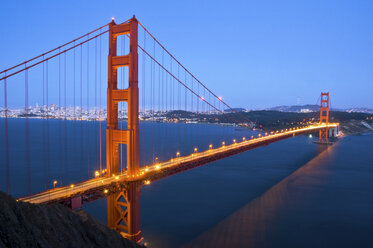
left=106, top=16, right=141, bottom=243
left=319, top=92, right=329, bottom=143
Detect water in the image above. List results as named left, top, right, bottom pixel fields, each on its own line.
left=1, top=119, right=373, bottom=247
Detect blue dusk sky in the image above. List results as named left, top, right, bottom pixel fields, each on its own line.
left=0, top=0, right=372, bottom=109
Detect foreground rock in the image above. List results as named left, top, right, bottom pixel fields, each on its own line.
left=0, top=192, right=141, bottom=248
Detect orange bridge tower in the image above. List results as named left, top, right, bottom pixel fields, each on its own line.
left=106, top=16, right=141, bottom=242
left=319, top=92, right=329, bottom=143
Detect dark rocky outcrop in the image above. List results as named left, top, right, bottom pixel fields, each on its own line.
left=0, top=192, right=141, bottom=248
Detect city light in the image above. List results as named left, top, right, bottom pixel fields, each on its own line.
left=222, top=141, right=225, bottom=146
left=209, top=144, right=213, bottom=149
left=144, top=180, right=151, bottom=185
left=95, top=171, right=100, bottom=177
left=53, top=180, right=58, bottom=188
left=70, top=184, right=74, bottom=188
left=176, top=151, right=180, bottom=157
left=233, top=139, right=236, bottom=143
left=242, top=137, right=246, bottom=141
left=104, top=189, right=108, bottom=194
left=194, top=147, right=198, bottom=152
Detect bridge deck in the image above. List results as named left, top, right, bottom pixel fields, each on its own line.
left=19, top=124, right=338, bottom=206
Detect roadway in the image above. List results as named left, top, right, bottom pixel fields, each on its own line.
left=19, top=123, right=339, bottom=205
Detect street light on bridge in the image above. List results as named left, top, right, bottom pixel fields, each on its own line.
left=53, top=180, right=58, bottom=189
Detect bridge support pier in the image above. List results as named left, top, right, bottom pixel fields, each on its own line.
left=106, top=16, right=142, bottom=243
left=107, top=183, right=142, bottom=242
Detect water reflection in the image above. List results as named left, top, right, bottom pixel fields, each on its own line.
left=184, top=144, right=337, bottom=248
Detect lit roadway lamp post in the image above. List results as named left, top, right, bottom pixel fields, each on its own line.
left=53, top=180, right=58, bottom=189
left=176, top=152, right=180, bottom=158
left=209, top=144, right=213, bottom=149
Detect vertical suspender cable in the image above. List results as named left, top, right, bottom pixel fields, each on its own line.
left=80, top=45, right=83, bottom=180
left=87, top=36, right=90, bottom=178
left=73, top=42, right=77, bottom=180
left=4, top=73, right=10, bottom=194
left=46, top=60, right=50, bottom=187
left=42, top=58, right=46, bottom=189
left=64, top=52, right=67, bottom=184
left=95, top=37, right=98, bottom=172
left=58, top=49, right=63, bottom=184
left=25, top=65, right=31, bottom=194
left=99, top=31, right=102, bottom=173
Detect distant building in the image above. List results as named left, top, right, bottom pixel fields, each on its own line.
left=224, top=108, right=246, bottom=113
left=300, top=108, right=312, bottom=113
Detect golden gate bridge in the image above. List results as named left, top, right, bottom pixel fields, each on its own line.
left=0, top=16, right=338, bottom=243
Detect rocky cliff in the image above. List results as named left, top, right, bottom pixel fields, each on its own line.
left=0, top=192, right=141, bottom=248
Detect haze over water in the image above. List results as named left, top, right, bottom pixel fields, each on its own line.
left=1, top=119, right=373, bottom=247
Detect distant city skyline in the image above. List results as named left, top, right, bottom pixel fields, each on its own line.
left=1, top=0, right=372, bottom=109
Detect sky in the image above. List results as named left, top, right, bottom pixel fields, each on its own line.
left=0, top=0, right=372, bottom=109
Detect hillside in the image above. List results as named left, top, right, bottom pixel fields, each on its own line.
left=0, top=192, right=141, bottom=248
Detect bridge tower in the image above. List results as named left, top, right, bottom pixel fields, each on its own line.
left=106, top=16, right=142, bottom=242
left=319, top=92, right=329, bottom=143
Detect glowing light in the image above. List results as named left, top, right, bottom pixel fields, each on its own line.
left=70, top=184, right=74, bottom=188
left=222, top=141, right=225, bottom=146
left=144, top=180, right=151, bottom=185
left=233, top=139, right=236, bottom=143
left=156, top=165, right=160, bottom=170
left=218, top=96, right=223, bottom=101
left=115, top=176, right=119, bottom=180
left=251, top=136, right=254, bottom=139
left=201, top=97, right=205, bottom=101
left=176, top=151, right=180, bottom=157
left=265, top=132, right=268, bottom=136
left=111, top=17, right=115, bottom=21
left=95, top=171, right=100, bottom=177
left=209, top=144, right=213, bottom=149
left=145, top=168, right=149, bottom=172
left=53, top=180, right=58, bottom=188
left=309, top=134, right=313, bottom=138
left=194, top=147, right=198, bottom=152
left=104, top=189, right=108, bottom=194
left=243, top=137, right=246, bottom=141
left=258, top=134, right=261, bottom=137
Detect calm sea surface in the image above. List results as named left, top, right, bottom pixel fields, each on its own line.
left=1, top=118, right=373, bottom=247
